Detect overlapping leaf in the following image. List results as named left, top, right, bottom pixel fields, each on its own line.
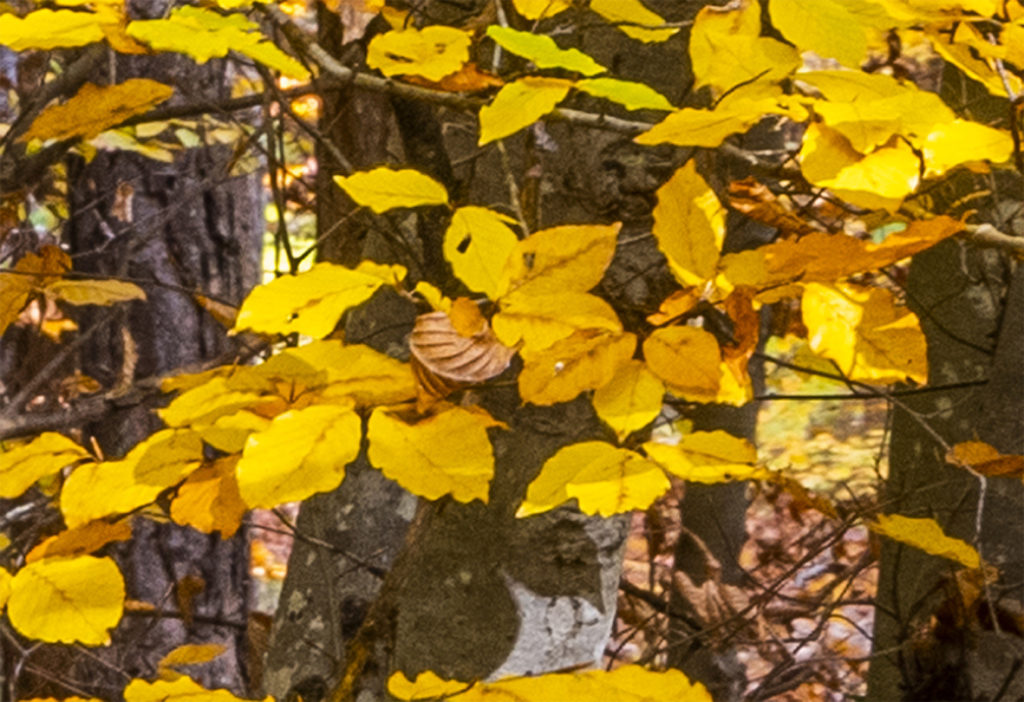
left=25, top=520, right=131, bottom=563
left=0, top=432, right=91, bottom=499
left=592, top=360, right=665, bottom=441
left=486, top=26, right=606, bottom=76
left=518, top=330, right=636, bottom=405
left=650, top=162, right=724, bottom=286
left=171, top=456, right=247, bottom=537
left=492, top=291, right=622, bottom=353
left=643, top=327, right=722, bottom=403
left=22, top=80, right=173, bottom=143
left=500, top=223, right=620, bottom=298
left=443, top=206, right=519, bottom=299
left=589, top=0, right=677, bottom=43
left=644, top=430, right=764, bottom=483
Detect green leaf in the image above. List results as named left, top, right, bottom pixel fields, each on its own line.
left=575, top=78, right=673, bottom=111
left=486, top=25, right=606, bottom=76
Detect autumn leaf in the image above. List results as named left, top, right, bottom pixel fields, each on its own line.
left=159, top=375, right=271, bottom=428
left=333, top=167, right=449, bottom=213
left=947, top=441, right=1024, bottom=479
left=588, top=0, right=678, bottom=43
left=519, top=442, right=670, bottom=517
left=46, top=278, right=147, bottom=305
left=0, top=9, right=105, bottom=50
left=510, top=0, right=571, bottom=20
left=0, top=567, right=10, bottom=610
left=158, top=643, right=227, bottom=678
left=25, top=520, right=132, bottom=563
left=492, top=291, right=623, bottom=353
left=643, top=327, right=722, bottom=403
left=768, top=0, right=875, bottom=67
left=171, top=456, right=248, bottom=538
left=499, top=222, right=620, bottom=298
left=871, top=514, right=982, bottom=570
left=478, top=77, right=573, bottom=145
left=651, top=161, right=724, bottom=286
left=574, top=78, right=674, bottom=113
left=124, top=675, right=269, bottom=701
left=0, top=245, right=72, bottom=337
left=22, top=80, right=174, bottom=143
left=518, top=330, right=636, bottom=406
left=236, top=403, right=361, bottom=509
left=367, top=25, right=470, bottom=81
left=7, top=555, right=125, bottom=645
left=643, top=430, right=764, bottom=483
left=592, top=360, right=665, bottom=442
left=443, top=206, right=519, bottom=299
left=367, top=405, right=502, bottom=503
left=0, top=432, right=92, bottom=499
left=486, top=26, right=606, bottom=76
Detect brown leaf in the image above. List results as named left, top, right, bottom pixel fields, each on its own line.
left=403, top=62, right=504, bottom=93
left=947, top=441, right=1024, bottom=479
left=409, top=310, right=514, bottom=385
left=728, top=177, right=819, bottom=238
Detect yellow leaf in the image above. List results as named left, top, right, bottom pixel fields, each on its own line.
left=575, top=77, right=673, bottom=111
left=928, top=26, right=1024, bottom=98
left=799, top=123, right=920, bottom=211
left=947, top=441, right=1024, bottom=479
left=45, top=278, right=147, bottom=305
left=0, top=246, right=71, bottom=337
left=158, top=643, right=227, bottom=676
left=22, top=80, right=173, bottom=143
left=449, top=297, right=487, bottom=337
left=389, top=665, right=711, bottom=701
left=171, top=456, right=248, bottom=538
left=0, top=9, right=105, bottom=50
left=236, top=403, right=361, bottom=509
left=768, top=0, right=873, bottom=67
left=127, top=6, right=308, bottom=79
left=592, top=360, right=665, bottom=441
left=443, top=206, right=519, bottom=299
left=689, top=0, right=800, bottom=95
left=25, top=520, right=131, bottom=563
left=486, top=26, right=606, bottom=76
left=367, top=405, right=500, bottom=503
left=588, top=0, right=678, bottom=43
left=0, top=432, right=91, bottom=499
left=124, top=675, right=268, bottom=701
left=643, top=327, right=722, bottom=403
left=519, top=330, right=636, bottom=405
left=802, top=282, right=927, bottom=384
left=0, top=567, right=11, bottom=611
left=478, top=77, right=573, bottom=145
left=643, top=430, right=764, bottom=483
left=233, top=262, right=398, bottom=338
left=492, top=291, right=622, bottom=353
left=334, top=167, right=449, bottom=213
left=366, top=25, right=470, bottom=81
left=8, top=555, right=124, bottom=645
left=509, top=0, right=571, bottom=20
left=651, top=161, right=724, bottom=286
left=921, top=119, right=1013, bottom=178
left=518, top=442, right=670, bottom=517
left=500, top=222, right=620, bottom=298
left=159, top=376, right=270, bottom=428
left=414, top=281, right=452, bottom=311
left=61, top=429, right=204, bottom=528
left=285, top=342, right=417, bottom=406
left=872, top=514, right=981, bottom=570
left=635, top=105, right=764, bottom=148
left=198, top=411, right=271, bottom=453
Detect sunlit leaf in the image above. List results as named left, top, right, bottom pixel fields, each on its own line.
left=198, top=411, right=271, bottom=453
left=171, top=456, right=248, bottom=538
left=25, top=520, right=131, bottom=563
left=233, top=262, right=403, bottom=338
left=367, top=405, right=501, bottom=503
left=492, top=291, right=622, bottom=353
left=768, top=0, right=877, bottom=67
left=592, top=360, right=665, bottom=441
left=367, top=25, right=470, bottom=81
left=947, top=441, right=1024, bottom=479
left=236, top=403, right=361, bottom=509
left=518, top=442, right=670, bottom=517
left=333, top=167, right=449, bottom=213
left=0, top=432, right=91, bottom=499
left=588, top=0, right=678, bottom=43
left=478, top=77, right=573, bottom=145
left=486, top=26, right=606, bottom=76
left=286, top=341, right=418, bottom=406
left=872, top=514, right=981, bottom=569
left=0, top=9, right=105, bottom=50
left=8, top=556, right=124, bottom=645
left=801, top=282, right=927, bottom=384
left=124, top=675, right=268, bottom=701
left=635, top=105, right=764, bottom=148
left=519, top=330, right=636, bottom=406
left=510, top=0, right=571, bottom=20
left=22, top=80, right=173, bottom=143
left=0, top=567, right=10, bottom=610
left=443, top=206, right=519, bottom=299
left=651, top=161, right=724, bottom=286
left=643, top=327, right=722, bottom=403
left=644, top=431, right=764, bottom=483
left=575, top=77, right=673, bottom=111
left=159, top=376, right=270, bottom=428
left=500, top=222, right=620, bottom=298
left=921, top=119, right=1013, bottom=178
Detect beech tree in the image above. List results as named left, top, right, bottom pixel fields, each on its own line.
left=1, top=0, right=1023, bottom=701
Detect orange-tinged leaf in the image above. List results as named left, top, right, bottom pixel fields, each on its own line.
left=728, top=178, right=819, bottom=238
left=158, top=643, right=227, bottom=676
left=647, top=288, right=702, bottom=326
left=233, top=262, right=403, bottom=338
left=334, top=167, right=449, bottom=213
left=8, top=555, right=124, bottom=645
left=589, top=0, right=678, bottom=43
left=61, top=429, right=204, bottom=528
left=0, top=9, right=105, bottom=50
left=644, top=430, right=763, bottom=483
left=449, top=297, right=487, bottom=337
left=443, top=206, right=519, bottom=299
left=643, top=327, right=722, bottom=403
left=367, top=405, right=501, bottom=503
left=947, top=441, right=1024, bottom=478
left=367, top=25, right=470, bottom=81
left=651, top=162, right=724, bottom=286
left=0, top=432, right=91, bottom=499
left=510, top=0, right=571, bottom=20
left=518, top=442, right=670, bottom=517
left=171, top=456, right=248, bottom=538
left=802, top=282, right=927, bottom=384
left=492, top=291, right=622, bottom=353
left=592, top=360, right=665, bottom=441
left=46, top=278, right=146, bottom=305
left=478, top=77, right=573, bottom=145
left=26, top=520, right=131, bottom=563
left=236, top=403, right=361, bottom=509
left=402, top=63, right=504, bottom=93
left=872, top=514, right=981, bottom=569
left=0, top=246, right=71, bottom=337
left=22, top=80, right=173, bottom=143
left=500, top=222, right=620, bottom=298
left=124, top=675, right=269, bottom=701
left=486, top=26, right=606, bottom=76
left=519, top=330, right=636, bottom=406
